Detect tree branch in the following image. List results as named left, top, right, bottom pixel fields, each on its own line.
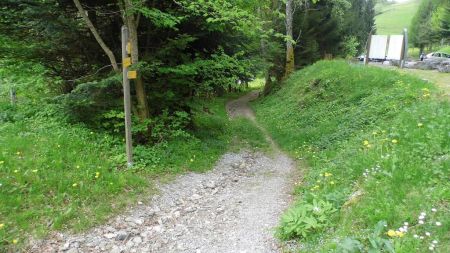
left=73, top=0, right=119, bottom=71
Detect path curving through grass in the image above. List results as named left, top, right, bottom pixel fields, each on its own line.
left=29, top=92, right=298, bottom=253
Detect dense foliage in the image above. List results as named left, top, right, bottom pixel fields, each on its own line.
left=0, top=0, right=264, bottom=141
left=410, top=0, right=450, bottom=52
left=0, top=0, right=376, bottom=136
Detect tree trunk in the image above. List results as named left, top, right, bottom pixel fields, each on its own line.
left=284, top=0, right=295, bottom=78
left=122, top=0, right=150, bottom=120
left=73, top=0, right=119, bottom=72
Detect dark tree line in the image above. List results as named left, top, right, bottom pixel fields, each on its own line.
left=0, top=0, right=375, bottom=143
left=410, top=0, right=450, bottom=53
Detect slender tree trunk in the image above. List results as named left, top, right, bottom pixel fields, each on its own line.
left=285, top=0, right=295, bottom=78
left=263, top=0, right=280, bottom=95
left=122, top=0, right=150, bottom=120
left=73, top=0, right=119, bottom=71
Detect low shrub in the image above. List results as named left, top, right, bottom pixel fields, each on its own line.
left=278, top=199, right=336, bottom=240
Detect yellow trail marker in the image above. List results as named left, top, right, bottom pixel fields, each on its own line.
left=127, top=70, right=137, bottom=79
left=126, top=42, right=132, bottom=55
left=123, top=57, right=132, bottom=68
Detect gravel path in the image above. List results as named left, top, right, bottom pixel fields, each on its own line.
left=30, top=91, right=297, bottom=253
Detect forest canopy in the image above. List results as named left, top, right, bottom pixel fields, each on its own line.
left=0, top=0, right=375, bottom=143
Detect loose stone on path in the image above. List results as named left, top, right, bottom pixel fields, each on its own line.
left=29, top=91, right=297, bottom=253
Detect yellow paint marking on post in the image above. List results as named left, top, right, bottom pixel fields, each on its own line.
left=127, top=70, right=137, bottom=79
left=123, top=57, right=132, bottom=68
left=126, top=42, right=132, bottom=55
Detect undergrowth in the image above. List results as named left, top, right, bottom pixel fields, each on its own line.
left=254, top=60, right=449, bottom=252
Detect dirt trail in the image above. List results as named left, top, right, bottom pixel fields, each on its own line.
left=30, top=92, right=297, bottom=253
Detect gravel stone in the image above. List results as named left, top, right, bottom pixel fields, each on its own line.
left=29, top=91, right=297, bottom=253
left=66, top=248, right=79, bottom=253
left=104, top=233, right=115, bottom=239
left=115, top=231, right=128, bottom=241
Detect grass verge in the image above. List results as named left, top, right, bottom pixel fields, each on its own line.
left=437, top=46, right=450, bottom=54
left=253, top=60, right=449, bottom=252
left=0, top=93, right=267, bottom=251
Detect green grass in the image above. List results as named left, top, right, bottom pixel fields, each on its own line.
left=376, top=0, right=421, bottom=35
left=248, top=77, right=265, bottom=89
left=437, top=46, right=450, bottom=54
left=408, top=47, right=421, bottom=59
left=253, top=60, right=450, bottom=252
left=0, top=92, right=267, bottom=251
left=398, top=69, right=450, bottom=97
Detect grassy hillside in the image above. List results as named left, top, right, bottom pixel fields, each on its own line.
left=376, top=0, right=421, bottom=35
left=253, top=61, right=449, bottom=252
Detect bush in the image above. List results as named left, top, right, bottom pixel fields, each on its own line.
left=278, top=199, right=336, bottom=239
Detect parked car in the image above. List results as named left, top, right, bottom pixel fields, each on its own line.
left=426, top=52, right=450, bottom=59
left=357, top=54, right=385, bottom=62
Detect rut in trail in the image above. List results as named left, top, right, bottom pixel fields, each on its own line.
left=30, top=91, right=297, bottom=253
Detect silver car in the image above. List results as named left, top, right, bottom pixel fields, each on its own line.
left=426, top=52, right=450, bottom=59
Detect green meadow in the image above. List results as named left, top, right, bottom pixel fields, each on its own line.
left=375, top=0, right=421, bottom=35
left=253, top=60, right=449, bottom=252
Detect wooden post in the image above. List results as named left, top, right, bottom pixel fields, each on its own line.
left=365, top=31, right=372, bottom=66
left=400, top=28, right=408, bottom=69
left=385, top=35, right=390, bottom=64
left=10, top=87, right=16, bottom=106
left=121, top=26, right=133, bottom=167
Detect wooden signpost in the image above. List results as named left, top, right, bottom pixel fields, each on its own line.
left=121, top=26, right=133, bottom=167
left=401, top=28, right=408, bottom=69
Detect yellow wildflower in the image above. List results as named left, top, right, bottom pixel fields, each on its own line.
left=396, top=231, right=405, bottom=237
left=0, top=223, right=4, bottom=229
left=324, top=172, right=332, bottom=177
left=76, top=165, right=80, bottom=169
left=14, top=170, right=18, bottom=173
left=190, top=159, right=194, bottom=162
left=392, top=139, right=398, bottom=144
left=330, top=181, right=335, bottom=185
left=387, top=230, right=396, bottom=237
left=363, top=140, right=369, bottom=146
left=0, top=161, right=4, bottom=164
left=16, top=151, right=21, bottom=155
left=12, top=239, right=18, bottom=244
left=72, top=183, right=78, bottom=187
left=95, top=172, right=100, bottom=178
